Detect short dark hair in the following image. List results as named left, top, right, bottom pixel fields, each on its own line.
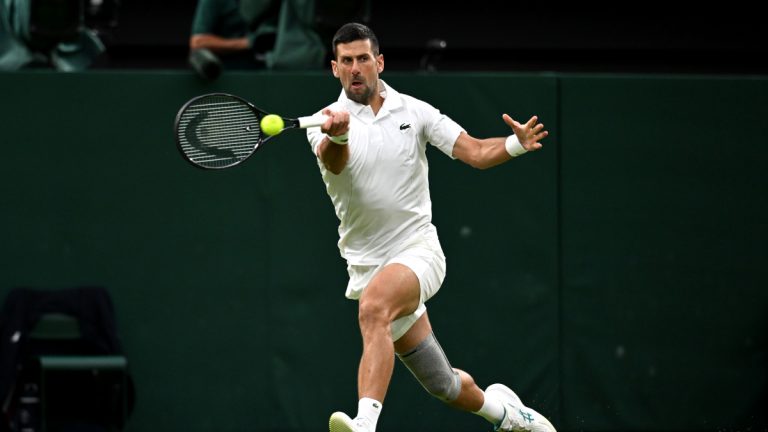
left=332, top=23, right=379, bottom=57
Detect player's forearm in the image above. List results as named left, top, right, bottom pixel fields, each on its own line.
left=455, top=136, right=512, bottom=170
left=477, top=138, right=514, bottom=169
left=317, top=137, right=349, bottom=175
left=190, top=34, right=250, bottom=53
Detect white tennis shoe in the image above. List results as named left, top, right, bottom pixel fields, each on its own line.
left=485, top=384, right=556, bottom=432
left=329, top=412, right=369, bottom=432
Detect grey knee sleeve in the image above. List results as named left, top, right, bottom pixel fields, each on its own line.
left=397, top=332, right=461, bottom=402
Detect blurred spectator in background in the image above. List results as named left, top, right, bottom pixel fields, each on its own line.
left=189, top=0, right=340, bottom=80
left=189, top=0, right=277, bottom=75
left=0, top=0, right=113, bottom=71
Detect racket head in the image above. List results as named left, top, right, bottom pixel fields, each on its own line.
left=174, top=93, right=266, bottom=169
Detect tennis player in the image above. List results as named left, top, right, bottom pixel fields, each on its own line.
left=306, top=23, right=555, bottom=432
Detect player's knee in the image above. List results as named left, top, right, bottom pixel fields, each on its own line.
left=397, top=332, right=462, bottom=402
left=357, top=298, right=389, bottom=330
left=453, top=369, right=474, bottom=396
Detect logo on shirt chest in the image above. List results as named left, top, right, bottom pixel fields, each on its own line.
left=399, top=123, right=412, bottom=134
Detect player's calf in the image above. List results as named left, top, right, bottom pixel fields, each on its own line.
left=397, top=332, right=462, bottom=402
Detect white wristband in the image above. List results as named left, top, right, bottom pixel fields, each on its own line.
left=327, top=132, right=349, bottom=145
left=505, top=135, right=527, bottom=157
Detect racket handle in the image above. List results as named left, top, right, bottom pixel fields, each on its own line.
left=297, top=114, right=329, bottom=129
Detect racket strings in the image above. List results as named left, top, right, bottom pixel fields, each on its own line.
left=177, top=96, right=262, bottom=169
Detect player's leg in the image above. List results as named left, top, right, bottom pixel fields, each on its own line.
left=330, top=262, right=421, bottom=432
left=394, top=313, right=484, bottom=411
left=357, top=263, right=421, bottom=401
left=394, top=314, right=557, bottom=432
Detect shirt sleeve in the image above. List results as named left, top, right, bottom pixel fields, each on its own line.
left=191, top=0, right=218, bottom=35
left=419, top=100, right=464, bottom=159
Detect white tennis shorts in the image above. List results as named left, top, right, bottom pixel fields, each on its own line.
left=345, top=226, right=447, bottom=341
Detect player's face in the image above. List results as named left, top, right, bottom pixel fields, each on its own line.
left=332, top=39, right=384, bottom=106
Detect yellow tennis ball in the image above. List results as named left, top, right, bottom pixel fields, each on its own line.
left=260, top=114, right=284, bottom=136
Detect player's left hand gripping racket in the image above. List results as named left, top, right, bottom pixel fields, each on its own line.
left=174, top=93, right=327, bottom=169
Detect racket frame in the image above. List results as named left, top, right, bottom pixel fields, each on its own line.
left=174, top=93, right=327, bottom=170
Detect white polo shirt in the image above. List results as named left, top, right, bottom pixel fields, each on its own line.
left=307, top=80, right=464, bottom=265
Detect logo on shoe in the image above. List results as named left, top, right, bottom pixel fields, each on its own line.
left=519, top=410, right=534, bottom=423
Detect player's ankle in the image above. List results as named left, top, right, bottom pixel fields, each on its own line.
left=355, top=397, right=382, bottom=431
left=474, top=391, right=505, bottom=426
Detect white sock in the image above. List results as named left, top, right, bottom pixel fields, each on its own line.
left=475, top=392, right=506, bottom=426
left=354, top=397, right=382, bottom=431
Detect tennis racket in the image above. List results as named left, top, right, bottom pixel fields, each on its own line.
left=174, top=93, right=327, bottom=169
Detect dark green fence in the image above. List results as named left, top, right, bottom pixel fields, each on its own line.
left=1, top=70, right=765, bottom=431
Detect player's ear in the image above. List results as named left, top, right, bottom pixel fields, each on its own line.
left=377, top=54, right=384, bottom=74
left=331, top=60, right=339, bottom=78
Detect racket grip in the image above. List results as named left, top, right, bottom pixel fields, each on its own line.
left=298, top=115, right=329, bottom=129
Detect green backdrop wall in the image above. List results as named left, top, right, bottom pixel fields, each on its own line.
left=0, top=70, right=765, bottom=431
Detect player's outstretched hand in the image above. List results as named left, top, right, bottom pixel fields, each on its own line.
left=503, top=114, right=547, bottom=152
